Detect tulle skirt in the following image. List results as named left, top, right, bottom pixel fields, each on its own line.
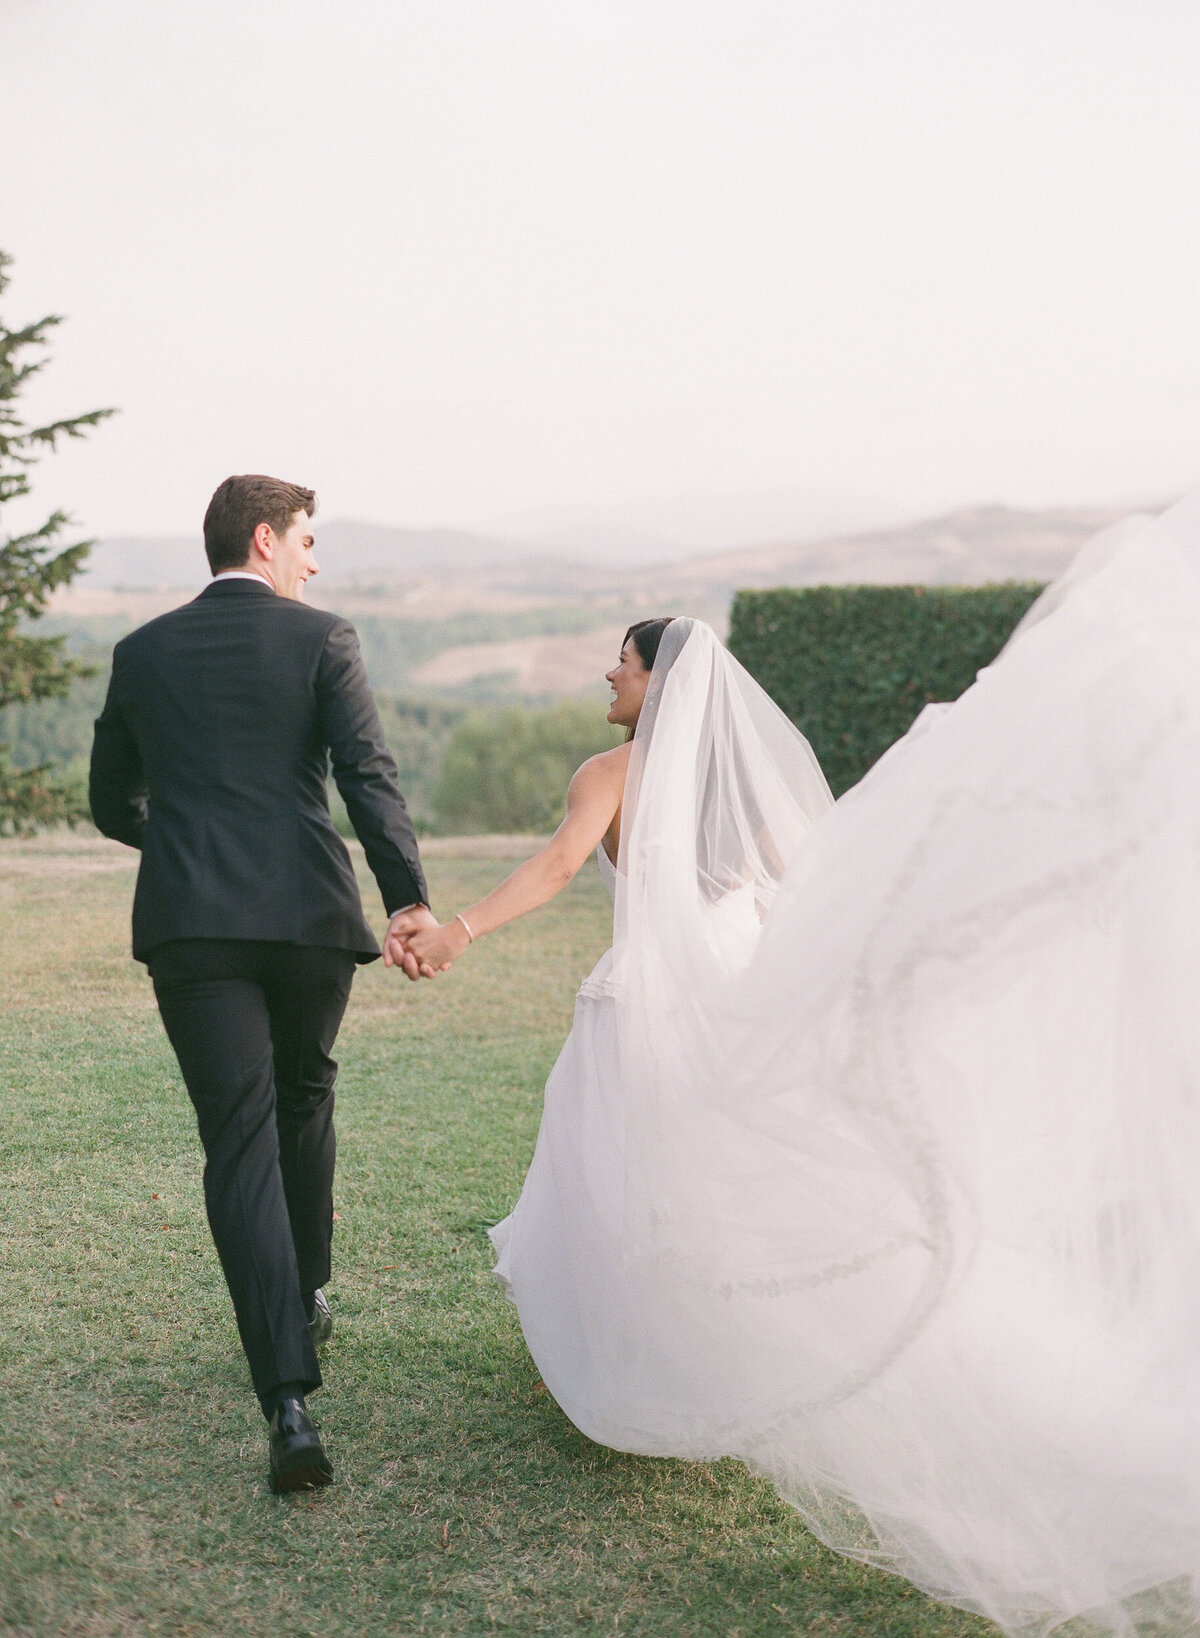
left=491, top=501, right=1200, bottom=1636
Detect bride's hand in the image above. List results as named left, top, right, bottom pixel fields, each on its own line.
left=388, top=917, right=471, bottom=975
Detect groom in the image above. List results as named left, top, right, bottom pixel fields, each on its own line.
left=89, top=474, right=437, bottom=1492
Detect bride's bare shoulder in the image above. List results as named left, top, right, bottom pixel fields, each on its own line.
left=578, top=739, right=633, bottom=778
left=569, top=740, right=633, bottom=797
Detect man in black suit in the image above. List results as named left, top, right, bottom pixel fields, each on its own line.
left=89, top=474, right=437, bottom=1492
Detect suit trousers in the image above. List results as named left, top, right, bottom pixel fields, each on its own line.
left=148, top=939, right=357, bottom=1406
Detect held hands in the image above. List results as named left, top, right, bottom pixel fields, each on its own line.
left=382, top=904, right=441, bottom=980
left=383, top=905, right=472, bottom=980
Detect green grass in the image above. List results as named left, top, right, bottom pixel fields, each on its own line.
left=0, top=837, right=996, bottom=1637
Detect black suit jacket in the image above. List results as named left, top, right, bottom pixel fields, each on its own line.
left=89, top=577, right=428, bottom=963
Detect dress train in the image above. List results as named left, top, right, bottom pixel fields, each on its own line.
left=491, top=496, right=1200, bottom=1636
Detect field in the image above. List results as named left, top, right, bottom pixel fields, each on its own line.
left=0, top=835, right=994, bottom=1638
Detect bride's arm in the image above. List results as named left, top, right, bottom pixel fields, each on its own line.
left=385, top=744, right=629, bottom=972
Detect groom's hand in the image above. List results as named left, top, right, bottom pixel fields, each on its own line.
left=401, top=919, right=472, bottom=972
left=384, top=904, right=443, bottom=980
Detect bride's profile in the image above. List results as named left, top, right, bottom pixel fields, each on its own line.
left=391, top=495, right=1200, bottom=1638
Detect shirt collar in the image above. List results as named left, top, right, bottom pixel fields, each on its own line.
left=212, top=571, right=275, bottom=588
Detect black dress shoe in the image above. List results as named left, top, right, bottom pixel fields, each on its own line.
left=268, top=1396, right=333, bottom=1494
left=308, top=1287, right=333, bottom=1346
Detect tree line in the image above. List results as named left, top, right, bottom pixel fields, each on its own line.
left=2, top=656, right=621, bottom=837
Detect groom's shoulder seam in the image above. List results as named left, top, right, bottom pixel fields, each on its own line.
left=301, top=607, right=358, bottom=649
left=277, top=599, right=342, bottom=626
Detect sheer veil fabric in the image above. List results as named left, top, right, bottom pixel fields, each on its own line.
left=490, top=495, right=1200, bottom=1636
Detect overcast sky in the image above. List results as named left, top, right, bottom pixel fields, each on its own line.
left=2, top=0, right=1198, bottom=543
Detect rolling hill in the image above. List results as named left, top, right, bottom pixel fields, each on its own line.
left=49, top=501, right=1152, bottom=697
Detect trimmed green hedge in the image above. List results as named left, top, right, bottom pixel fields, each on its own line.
left=728, top=583, right=1045, bottom=797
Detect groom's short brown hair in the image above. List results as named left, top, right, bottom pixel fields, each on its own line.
left=203, top=475, right=317, bottom=573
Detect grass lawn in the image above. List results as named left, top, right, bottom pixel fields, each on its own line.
left=0, top=834, right=996, bottom=1638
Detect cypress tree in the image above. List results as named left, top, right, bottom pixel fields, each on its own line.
left=0, top=249, right=115, bottom=833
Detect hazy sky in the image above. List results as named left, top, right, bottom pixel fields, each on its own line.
left=2, top=0, right=1198, bottom=542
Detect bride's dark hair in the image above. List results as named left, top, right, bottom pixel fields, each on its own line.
left=623, top=617, right=675, bottom=671
left=620, top=618, right=676, bottom=742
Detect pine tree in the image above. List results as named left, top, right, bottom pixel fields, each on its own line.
left=0, top=250, right=115, bottom=834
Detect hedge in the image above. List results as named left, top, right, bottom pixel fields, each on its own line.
left=728, top=583, right=1045, bottom=797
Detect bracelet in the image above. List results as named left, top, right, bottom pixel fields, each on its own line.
left=455, top=912, right=475, bottom=944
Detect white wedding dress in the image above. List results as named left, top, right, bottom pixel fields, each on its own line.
left=489, top=495, right=1200, bottom=1637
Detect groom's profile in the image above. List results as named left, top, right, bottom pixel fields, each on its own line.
left=89, top=475, right=437, bottom=1491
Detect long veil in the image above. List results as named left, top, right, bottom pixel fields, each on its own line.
left=596, top=500, right=1200, bottom=1636
left=610, top=622, right=961, bottom=1428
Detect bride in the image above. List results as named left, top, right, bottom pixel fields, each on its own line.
left=391, top=495, right=1200, bottom=1638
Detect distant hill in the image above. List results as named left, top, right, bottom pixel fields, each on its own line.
left=78, top=520, right=538, bottom=589
left=626, top=502, right=1135, bottom=602
left=79, top=500, right=1146, bottom=594
left=382, top=503, right=1153, bottom=696
left=55, top=501, right=1162, bottom=698
left=314, top=520, right=544, bottom=580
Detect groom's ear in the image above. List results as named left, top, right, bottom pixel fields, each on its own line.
left=251, top=521, right=276, bottom=562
